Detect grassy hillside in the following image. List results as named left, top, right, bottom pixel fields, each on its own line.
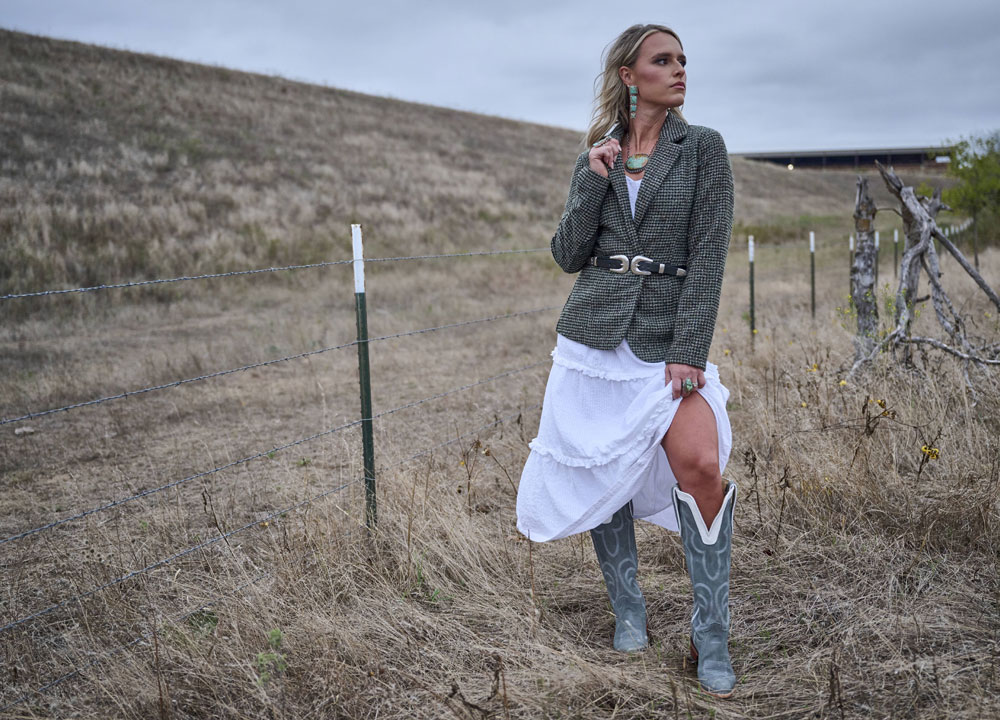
left=1, top=28, right=955, bottom=302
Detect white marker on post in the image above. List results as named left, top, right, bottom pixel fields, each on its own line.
left=352, top=224, right=365, bottom=293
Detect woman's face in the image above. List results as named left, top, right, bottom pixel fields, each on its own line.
left=620, top=32, right=687, bottom=111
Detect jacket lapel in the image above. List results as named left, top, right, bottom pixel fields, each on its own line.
left=607, top=124, right=637, bottom=247
left=633, top=112, right=688, bottom=228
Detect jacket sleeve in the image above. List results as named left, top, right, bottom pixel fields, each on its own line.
left=550, top=151, right=611, bottom=273
left=663, top=128, right=734, bottom=370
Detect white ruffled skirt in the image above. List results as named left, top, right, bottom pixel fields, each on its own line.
left=516, top=334, right=733, bottom=543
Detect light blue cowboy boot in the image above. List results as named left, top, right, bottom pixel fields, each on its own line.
left=590, top=501, right=649, bottom=652
left=673, top=482, right=738, bottom=698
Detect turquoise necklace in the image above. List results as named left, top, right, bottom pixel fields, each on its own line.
left=624, top=131, right=651, bottom=174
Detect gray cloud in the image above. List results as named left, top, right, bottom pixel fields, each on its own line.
left=2, top=0, right=998, bottom=151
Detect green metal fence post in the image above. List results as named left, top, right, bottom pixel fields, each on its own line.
left=352, top=224, right=377, bottom=529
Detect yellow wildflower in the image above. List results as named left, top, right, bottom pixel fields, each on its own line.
left=920, top=445, right=940, bottom=460
left=839, top=379, right=847, bottom=386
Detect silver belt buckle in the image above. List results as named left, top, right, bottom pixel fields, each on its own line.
left=630, top=255, right=652, bottom=275
left=608, top=254, right=629, bottom=273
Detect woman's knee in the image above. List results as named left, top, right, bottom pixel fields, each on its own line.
left=666, top=444, right=720, bottom=486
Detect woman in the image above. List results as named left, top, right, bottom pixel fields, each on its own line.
left=515, top=24, right=737, bottom=698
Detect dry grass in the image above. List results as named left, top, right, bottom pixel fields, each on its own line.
left=0, top=29, right=966, bottom=313
left=3, top=28, right=1000, bottom=720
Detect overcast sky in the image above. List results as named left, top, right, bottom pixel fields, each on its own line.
left=3, top=0, right=998, bottom=153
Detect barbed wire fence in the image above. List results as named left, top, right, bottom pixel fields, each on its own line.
left=739, top=217, right=976, bottom=342
left=7, top=217, right=980, bottom=711
left=0, top=227, right=555, bottom=712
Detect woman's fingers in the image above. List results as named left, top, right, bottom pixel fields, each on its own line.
left=603, top=140, right=620, bottom=167
left=589, top=140, right=620, bottom=172
left=665, top=367, right=683, bottom=400
left=666, top=363, right=704, bottom=400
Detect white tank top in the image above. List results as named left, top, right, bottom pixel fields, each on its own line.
left=626, top=175, right=641, bottom=219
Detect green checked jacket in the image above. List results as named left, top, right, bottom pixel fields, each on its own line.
left=552, top=112, right=734, bottom=370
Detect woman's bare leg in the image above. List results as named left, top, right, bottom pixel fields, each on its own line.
left=661, top=392, right=724, bottom=524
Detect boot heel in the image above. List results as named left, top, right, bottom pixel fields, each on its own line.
left=687, top=636, right=733, bottom=698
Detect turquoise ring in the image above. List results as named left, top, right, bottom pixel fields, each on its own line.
left=682, top=377, right=696, bottom=393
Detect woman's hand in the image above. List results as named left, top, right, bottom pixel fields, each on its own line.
left=588, top=138, right=621, bottom=178
left=666, top=363, right=706, bottom=400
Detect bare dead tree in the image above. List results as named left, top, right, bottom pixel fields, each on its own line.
left=892, top=186, right=944, bottom=365
left=850, top=177, right=880, bottom=363
left=848, top=161, right=1000, bottom=390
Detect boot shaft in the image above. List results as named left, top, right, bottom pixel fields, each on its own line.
left=672, top=483, right=736, bottom=633
left=590, top=502, right=648, bottom=652
left=590, top=502, right=644, bottom=614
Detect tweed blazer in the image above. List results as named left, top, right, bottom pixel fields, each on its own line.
left=551, top=112, right=734, bottom=370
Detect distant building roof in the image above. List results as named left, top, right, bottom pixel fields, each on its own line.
left=734, top=145, right=953, bottom=170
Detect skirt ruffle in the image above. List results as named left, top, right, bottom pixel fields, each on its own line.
left=516, top=334, right=732, bottom=542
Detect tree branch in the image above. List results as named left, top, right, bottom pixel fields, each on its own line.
left=932, top=228, right=1000, bottom=312
left=875, top=206, right=903, bottom=217
left=899, top=336, right=1000, bottom=365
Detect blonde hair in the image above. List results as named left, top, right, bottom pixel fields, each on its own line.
left=585, top=24, right=688, bottom=148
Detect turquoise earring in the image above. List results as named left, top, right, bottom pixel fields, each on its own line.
left=628, top=84, right=638, bottom=119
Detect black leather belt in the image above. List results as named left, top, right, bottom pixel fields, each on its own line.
left=589, top=254, right=687, bottom=277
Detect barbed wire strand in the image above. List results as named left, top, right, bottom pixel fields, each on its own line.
left=385, top=403, right=542, bottom=471
left=1, top=305, right=558, bottom=427
left=1, top=365, right=546, bottom=632
left=0, top=361, right=548, bottom=631
left=0, top=399, right=545, bottom=712
left=0, top=418, right=362, bottom=548
left=368, top=359, right=548, bottom=423
left=0, top=355, right=550, bottom=548
left=1, top=340, right=358, bottom=427
left=0, top=248, right=547, bottom=301
left=367, top=306, right=558, bottom=344
left=364, top=248, right=546, bottom=263
left=0, top=260, right=354, bottom=301
left=0, top=360, right=548, bottom=545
